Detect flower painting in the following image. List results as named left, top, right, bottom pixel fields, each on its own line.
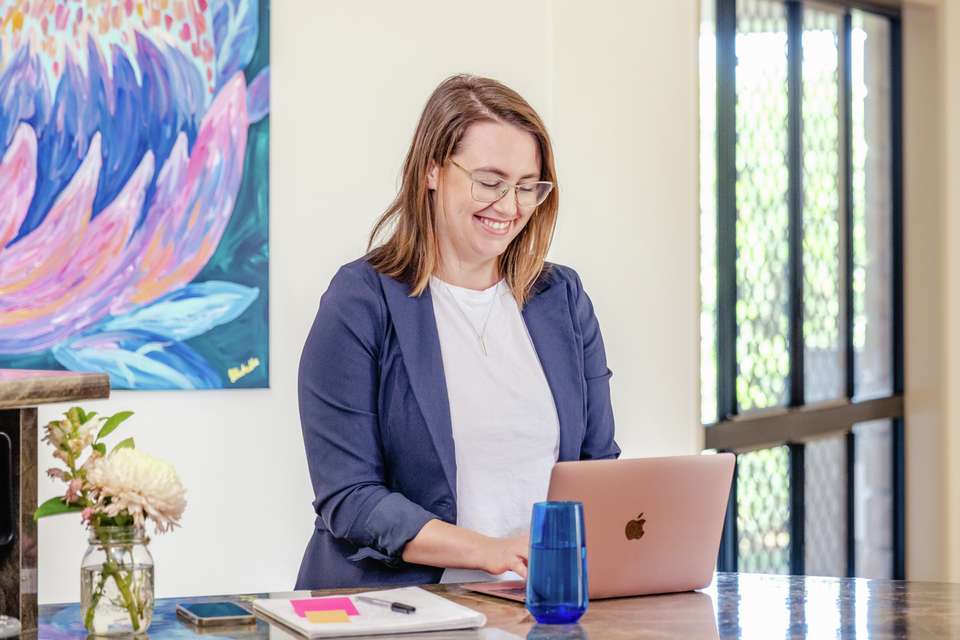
left=0, top=0, right=270, bottom=389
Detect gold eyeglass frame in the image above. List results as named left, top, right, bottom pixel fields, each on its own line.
left=449, top=159, right=554, bottom=209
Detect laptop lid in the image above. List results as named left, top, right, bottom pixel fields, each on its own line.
left=546, top=453, right=735, bottom=598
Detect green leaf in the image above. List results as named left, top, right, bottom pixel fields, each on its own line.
left=111, top=437, right=135, bottom=453
left=92, top=443, right=107, bottom=456
left=34, top=497, right=84, bottom=521
left=97, top=411, right=133, bottom=441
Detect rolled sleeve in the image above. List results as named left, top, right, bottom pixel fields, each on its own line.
left=346, top=493, right=437, bottom=566
left=299, top=264, right=436, bottom=566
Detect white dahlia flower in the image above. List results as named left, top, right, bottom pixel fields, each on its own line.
left=88, top=448, right=187, bottom=533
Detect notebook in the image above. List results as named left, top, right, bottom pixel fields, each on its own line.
left=251, top=586, right=487, bottom=638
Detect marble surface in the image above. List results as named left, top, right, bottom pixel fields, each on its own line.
left=34, top=572, right=960, bottom=638
left=0, top=369, right=109, bottom=410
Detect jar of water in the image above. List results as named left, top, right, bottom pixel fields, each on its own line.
left=80, top=526, right=154, bottom=636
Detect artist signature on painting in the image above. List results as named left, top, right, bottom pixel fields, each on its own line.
left=228, top=357, right=261, bottom=383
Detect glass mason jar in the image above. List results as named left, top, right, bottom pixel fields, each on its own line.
left=80, top=526, right=155, bottom=636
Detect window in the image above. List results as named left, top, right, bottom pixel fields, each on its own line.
left=700, top=0, right=904, bottom=578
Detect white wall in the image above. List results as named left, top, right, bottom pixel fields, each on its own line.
left=903, top=1, right=949, bottom=583
left=940, top=0, right=960, bottom=582
left=900, top=0, right=960, bottom=584
left=550, top=0, right=702, bottom=458
left=37, top=1, right=701, bottom=603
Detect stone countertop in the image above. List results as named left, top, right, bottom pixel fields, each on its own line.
left=35, top=572, right=960, bottom=639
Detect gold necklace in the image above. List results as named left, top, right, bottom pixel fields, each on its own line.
left=436, top=279, right=501, bottom=356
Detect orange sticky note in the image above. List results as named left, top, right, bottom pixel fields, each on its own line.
left=306, top=610, right=351, bottom=624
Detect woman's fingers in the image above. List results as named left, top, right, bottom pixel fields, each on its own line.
left=512, top=558, right=528, bottom=579
left=513, top=536, right=530, bottom=560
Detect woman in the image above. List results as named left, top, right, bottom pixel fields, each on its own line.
left=296, top=74, right=619, bottom=589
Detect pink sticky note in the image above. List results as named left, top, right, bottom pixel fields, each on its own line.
left=291, top=597, right=359, bottom=618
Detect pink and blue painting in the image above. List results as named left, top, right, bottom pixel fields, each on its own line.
left=0, top=0, right=270, bottom=389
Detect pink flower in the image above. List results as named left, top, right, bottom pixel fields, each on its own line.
left=46, top=468, right=67, bottom=481
left=42, top=420, right=69, bottom=448
left=65, top=478, right=83, bottom=503
left=80, top=452, right=102, bottom=474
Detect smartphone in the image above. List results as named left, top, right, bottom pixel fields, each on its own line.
left=176, top=602, right=256, bottom=626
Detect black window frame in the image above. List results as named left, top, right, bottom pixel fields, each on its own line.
left=706, top=0, right=905, bottom=579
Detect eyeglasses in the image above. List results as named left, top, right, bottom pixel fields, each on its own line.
left=449, top=160, right=554, bottom=209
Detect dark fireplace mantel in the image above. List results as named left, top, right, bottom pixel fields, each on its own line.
left=0, top=369, right=109, bottom=634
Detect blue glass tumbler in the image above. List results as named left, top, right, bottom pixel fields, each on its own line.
left=526, top=501, right=589, bottom=624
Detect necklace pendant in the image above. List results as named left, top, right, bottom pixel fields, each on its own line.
left=480, top=335, right=487, bottom=356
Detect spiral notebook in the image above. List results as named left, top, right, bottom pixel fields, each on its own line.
left=252, top=586, right=487, bottom=638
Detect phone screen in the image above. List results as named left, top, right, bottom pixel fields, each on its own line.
left=180, top=602, right=252, bottom=619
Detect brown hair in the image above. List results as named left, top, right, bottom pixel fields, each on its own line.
left=367, top=74, right=559, bottom=305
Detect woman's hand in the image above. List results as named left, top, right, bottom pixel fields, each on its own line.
left=401, top=519, right=530, bottom=578
left=476, top=534, right=530, bottom=579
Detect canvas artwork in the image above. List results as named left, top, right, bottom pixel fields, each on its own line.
left=0, top=0, right=270, bottom=389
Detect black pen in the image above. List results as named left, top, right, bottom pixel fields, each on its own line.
left=355, top=596, right=417, bottom=614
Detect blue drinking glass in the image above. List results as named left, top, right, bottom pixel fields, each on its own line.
left=526, top=501, right=589, bottom=624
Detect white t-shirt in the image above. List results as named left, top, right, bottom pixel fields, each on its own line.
left=429, top=276, right=560, bottom=584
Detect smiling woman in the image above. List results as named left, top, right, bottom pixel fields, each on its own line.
left=426, top=123, right=554, bottom=292
left=367, top=75, right=560, bottom=304
left=295, top=74, right=619, bottom=589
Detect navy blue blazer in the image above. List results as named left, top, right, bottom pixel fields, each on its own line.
left=295, top=258, right=620, bottom=589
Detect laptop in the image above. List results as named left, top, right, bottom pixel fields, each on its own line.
left=463, top=453, right=735, bottom=601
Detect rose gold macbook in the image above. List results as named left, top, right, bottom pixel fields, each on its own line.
left=463, top=454, right=735, bottom=601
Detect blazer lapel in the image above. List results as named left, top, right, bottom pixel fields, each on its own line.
left=378, top=273, right=457, bottom=498
left=522, top=273, right=585, bottom=462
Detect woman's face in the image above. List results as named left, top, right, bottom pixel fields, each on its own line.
left=428, top=120, right=542, bottom=271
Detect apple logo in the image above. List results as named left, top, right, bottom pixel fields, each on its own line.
left=625, top=513, right=646, bottom=540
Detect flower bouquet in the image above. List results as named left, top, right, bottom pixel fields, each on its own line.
left=35, top=407, right=186, bottom=635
